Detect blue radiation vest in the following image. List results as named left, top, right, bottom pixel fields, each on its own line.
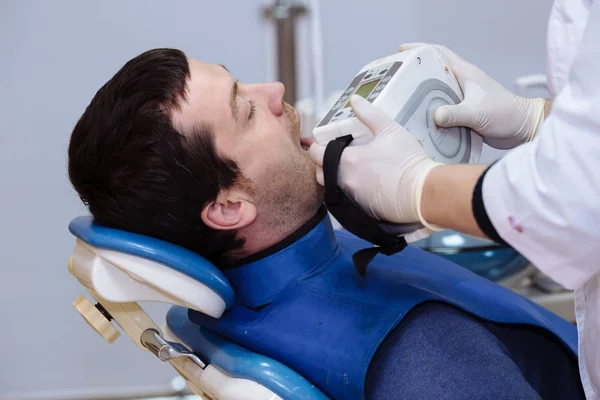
left=189, top=212, right=578, bottom=400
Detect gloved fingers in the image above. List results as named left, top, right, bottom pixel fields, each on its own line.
left=308, top=142, right=326, bottom=167
left=434, top=103, right=473, bottom=129
left=349, top=95, right=394, bottom=135
left=316, top=166, right=324, bottom=186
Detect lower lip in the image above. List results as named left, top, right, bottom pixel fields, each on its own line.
left=300, top=136, right=315, bottom=150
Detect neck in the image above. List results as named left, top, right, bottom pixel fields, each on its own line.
left=236, top=226, right=295, bottom=258
left=227, top=205, right=326, bottom=264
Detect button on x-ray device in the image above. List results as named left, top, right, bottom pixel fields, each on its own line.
left=313, top=45, right=483, bottom=275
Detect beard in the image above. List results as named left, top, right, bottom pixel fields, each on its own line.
left=253, top=103, right=324, bottom=232
left=257, top=159, right=324, bottom=232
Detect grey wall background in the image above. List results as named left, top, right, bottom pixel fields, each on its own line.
left=0, top=0, right=553, bottom=397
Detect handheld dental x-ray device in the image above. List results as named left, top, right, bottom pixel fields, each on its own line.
left=313, top=45, right=483, bottom=275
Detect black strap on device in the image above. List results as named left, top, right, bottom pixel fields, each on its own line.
left=323, top=135, right=408, bottom=276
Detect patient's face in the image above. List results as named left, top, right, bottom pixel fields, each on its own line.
left=173, top=59, right=323, bottom=228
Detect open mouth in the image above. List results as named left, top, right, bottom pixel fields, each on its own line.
left=300, top=136, right=315, bottom=151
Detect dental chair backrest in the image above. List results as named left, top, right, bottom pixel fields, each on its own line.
left=67, top=216, right=329, bottom=400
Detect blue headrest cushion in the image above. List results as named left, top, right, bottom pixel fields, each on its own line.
left=68, top=216, right=235, bottom=309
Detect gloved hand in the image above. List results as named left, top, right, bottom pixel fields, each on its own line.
left=399, top=43, right=546, bottom=149
left=309, top=95, right=444, bottom=241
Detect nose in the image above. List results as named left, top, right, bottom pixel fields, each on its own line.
left=244, top=82, right=286, bottom=116
left=264, top=82, right=285, bottom=116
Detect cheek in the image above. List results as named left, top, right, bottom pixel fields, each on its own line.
left=242, top=142, right=301, bottom=188
left=241, top=144, right=285, bottom=182
left=232, top=121, right=297, bottom=182
left=248, top=124, right=293, bottom=158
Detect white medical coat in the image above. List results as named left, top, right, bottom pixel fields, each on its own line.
left=482, top=0, right=599, bottom=398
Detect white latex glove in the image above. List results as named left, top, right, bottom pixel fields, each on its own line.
left=399, top=43, right=546, bottom=149
left=309, top=95, right=444, bottom=241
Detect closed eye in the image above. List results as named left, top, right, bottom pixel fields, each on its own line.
left=248, top=100, right=256, bottom=120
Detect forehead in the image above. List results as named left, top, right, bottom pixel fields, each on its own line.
left=171, top=58, right=232, bottom=131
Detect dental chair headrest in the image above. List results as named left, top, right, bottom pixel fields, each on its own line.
left=68, top=216, right=235, bottom=318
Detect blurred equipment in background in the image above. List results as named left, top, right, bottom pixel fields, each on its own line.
left=262, top=0, right=326, bottom=130
left=262, top=0, right=308, bottom=105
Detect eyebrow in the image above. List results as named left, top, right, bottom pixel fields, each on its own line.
left=219, top=64, right=240, bottom=122
left=230, top=80, right=240, bottom=122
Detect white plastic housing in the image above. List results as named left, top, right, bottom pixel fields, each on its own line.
left=313, top=45, right=483, bottom=164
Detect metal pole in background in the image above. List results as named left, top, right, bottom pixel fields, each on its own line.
left=262, top=0, right=307, bottom=105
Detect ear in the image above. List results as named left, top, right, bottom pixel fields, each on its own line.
left=201, top=189, right=256, bottom=231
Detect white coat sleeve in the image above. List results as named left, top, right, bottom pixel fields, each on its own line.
left=481, top=0, right=600, bottom=291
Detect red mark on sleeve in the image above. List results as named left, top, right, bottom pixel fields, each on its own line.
left=508, top=216, right=524, bottom=233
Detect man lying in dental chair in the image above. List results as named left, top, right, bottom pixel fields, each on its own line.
left=67, top=48, right=584, bottom=400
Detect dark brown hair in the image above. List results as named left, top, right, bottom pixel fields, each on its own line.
left=68, top=48, right=243, bottom=263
